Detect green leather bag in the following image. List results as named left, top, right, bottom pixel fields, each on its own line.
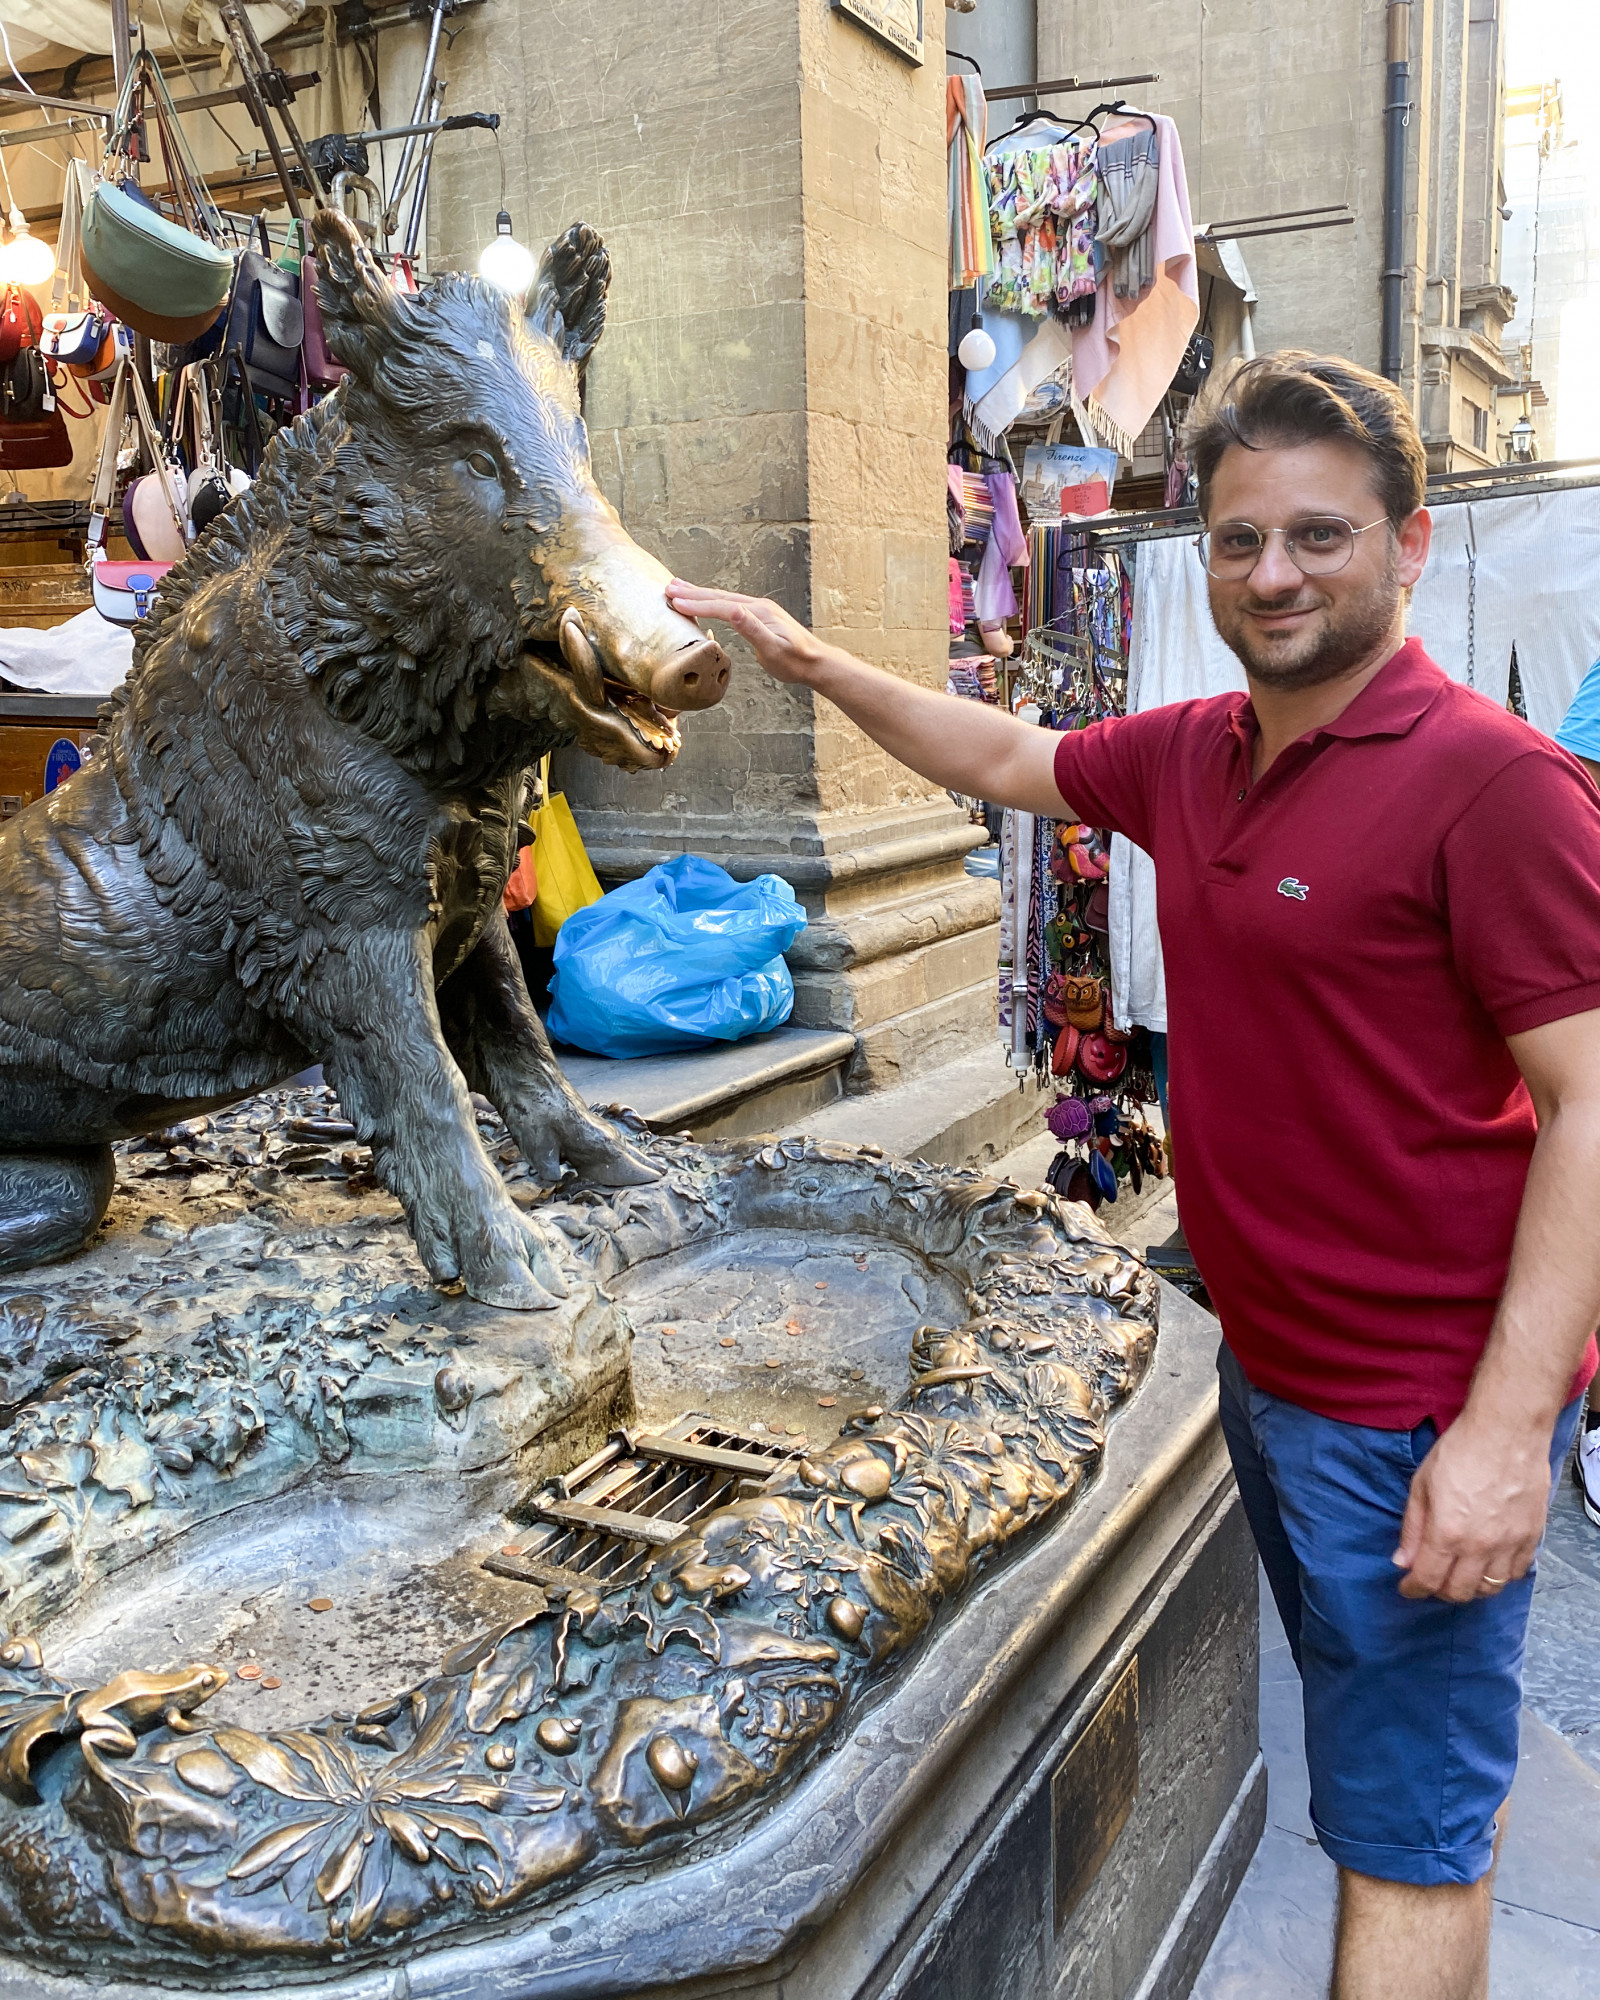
left=80, top=178, right=234, bottom=343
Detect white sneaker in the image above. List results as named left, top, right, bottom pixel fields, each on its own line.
left=1575, top=1423, right=1600, bottom=1528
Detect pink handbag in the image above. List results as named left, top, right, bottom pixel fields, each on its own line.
left=299, top=253, right=346, bottom=389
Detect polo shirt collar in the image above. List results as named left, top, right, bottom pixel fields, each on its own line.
left=1228, top=637, right=1445, bottom=754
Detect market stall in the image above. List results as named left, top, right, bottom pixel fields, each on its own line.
left=0, top=0, right=512, bottom=809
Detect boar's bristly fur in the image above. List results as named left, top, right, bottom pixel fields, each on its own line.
left=0, top=209, right=729, bottom=1311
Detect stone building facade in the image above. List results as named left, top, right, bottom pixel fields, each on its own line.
left=426, top=0, right=1001, bottom=1102
left=1037, top=0, right=1516, bottom=470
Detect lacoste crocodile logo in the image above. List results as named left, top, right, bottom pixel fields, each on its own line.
left=1277, top=878, right=1310, bottom=901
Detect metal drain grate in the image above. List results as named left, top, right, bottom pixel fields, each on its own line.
left=485, top=1413, right=804, bottom=1594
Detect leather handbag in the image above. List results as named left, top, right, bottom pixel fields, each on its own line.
left=1076, top=1031, right=1129, bottom=1086
left=81, top=178, right=234, bottom=344
left=124, top=463, right=190, bottom=562
left=2, top=346, right=49, bottom=424
left=1042, top=970, right=1071, bottom=1029
left=1062, top=973, right=1104, bottom=1032
left=85, top=319, right=134, bottom=397
left=85, top=353, right=187, bottom=621
left=41, top=307, right=110, bottom=370
left=299, top=252, right=346, bottom=389
left=92, top=558, right=173, bottom=625
left=0, top=412, right=72, bottom=470
left=0, top=286, right=42, bottom=364
left=1050, top=1025, right=1081, bottom=1079
left=220, top=217, right=303, bottom=401
left=79, top=54, right=235, bottom=344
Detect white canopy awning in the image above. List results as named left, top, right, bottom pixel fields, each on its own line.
left=0, top=1, right=304, bottom=64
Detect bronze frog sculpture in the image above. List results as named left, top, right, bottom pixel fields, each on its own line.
left=0, top=208, right=730, bottom=1308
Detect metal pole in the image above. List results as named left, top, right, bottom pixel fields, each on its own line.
left=109, top=0, right=131, bottom=88
left=401, top=79, right=446, bottom=260
left=383, top=0, right=449, bottom=238
left=1381, top=0, right=1412, bottom=383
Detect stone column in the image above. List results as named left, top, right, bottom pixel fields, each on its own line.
left=427, top=0, right=1000, bottom=1092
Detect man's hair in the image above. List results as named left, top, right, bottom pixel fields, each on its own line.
left=1186, top=351, right=1428, bottom=528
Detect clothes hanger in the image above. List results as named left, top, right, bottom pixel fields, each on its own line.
left=1093, top=99, right=1159, bottom=138
left=947, top=50, right=981, bottom=73
left=991, top=107, right=1073, bottom=149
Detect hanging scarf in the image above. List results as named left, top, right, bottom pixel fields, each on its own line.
left=1095, top=125, right=1160, bottom=298
left=947, top=77, right=997, bottom=291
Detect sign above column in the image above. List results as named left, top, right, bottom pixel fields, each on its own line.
left=832, top=0, right=924, bottom=65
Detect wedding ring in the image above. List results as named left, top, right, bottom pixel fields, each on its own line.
left=1481, top=1574, right=1507, bottom=1587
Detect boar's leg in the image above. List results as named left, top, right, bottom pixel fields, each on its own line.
left=0, top=1147, right=115, bottom=1272
left=437, top=911, right=659, bottom=1190
left=305, top=930, right=572, bottom=1312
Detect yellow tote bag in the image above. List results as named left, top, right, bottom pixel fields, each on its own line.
left=529, top=759, right=604, bottom=947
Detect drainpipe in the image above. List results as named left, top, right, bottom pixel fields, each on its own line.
left=1381, top=0, right=1412, bottom=382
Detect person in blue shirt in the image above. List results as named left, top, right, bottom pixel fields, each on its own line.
left=1558, top=659, right=1600, bottom=788
left=1557, top=660, right=1600, bottom=1529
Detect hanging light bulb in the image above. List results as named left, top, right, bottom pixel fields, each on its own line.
left=478, top=210, right=536, bottom=298
left=957, top=321, right=996, bottom=371
left=0, top=205, right=53, bottom=288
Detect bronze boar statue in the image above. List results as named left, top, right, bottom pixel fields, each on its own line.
left=0, top=207, right=731, bottom=1309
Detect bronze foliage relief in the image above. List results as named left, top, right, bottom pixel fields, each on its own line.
left=0, top=1131, right=1156, bottom=1976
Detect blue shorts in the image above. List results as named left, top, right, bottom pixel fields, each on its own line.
left=1217, top=1342, right=1582, bottom=1888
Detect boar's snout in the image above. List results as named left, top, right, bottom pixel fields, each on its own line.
left=651, top=637, right=731, bottom=713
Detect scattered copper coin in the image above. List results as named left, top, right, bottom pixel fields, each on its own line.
left=719, top=1337, right=737, bottom=1348
left=661, top=1326, right=677, bottom=1336
left=307, top=1597, right=333, bottom=1613
left=785, top=1318, right=803, bottom=1335
left=260, top=1676, right=282, bottom=1690
left=236, top=1663, right=263, bottom=1681
left=850, top=1368, right=866, bottom=1381
left=817, top=1395, right=837, bottom=1408
left=500, top=1545, right=524, bottom=1558
left=765, top=1358, right=782, bottom=1369
left=814, top=1281, right=828, bottom=1290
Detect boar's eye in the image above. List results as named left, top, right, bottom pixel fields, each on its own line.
left=465, top=450, right=499, bottom=480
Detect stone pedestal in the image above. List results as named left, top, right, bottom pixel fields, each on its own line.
left=0, top=1273, right=1256, bottom=2000
left=425, top=0, right=1002, bottom=1095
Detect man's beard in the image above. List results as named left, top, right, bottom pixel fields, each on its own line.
left=1209, top=555, right=1402, bottom=691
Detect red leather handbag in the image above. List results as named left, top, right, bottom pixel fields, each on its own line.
left=1076, top=1031, right=1129, bottom=1085
left=0, top=286, right=41, bottom=364
left=0, top=411, right=72, bottom=469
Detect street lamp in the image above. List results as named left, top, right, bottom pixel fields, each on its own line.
left=1507, top=415, right=1536, bottom=462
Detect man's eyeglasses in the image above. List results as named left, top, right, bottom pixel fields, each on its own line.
left=1196, top=515, right=1391, bottom=581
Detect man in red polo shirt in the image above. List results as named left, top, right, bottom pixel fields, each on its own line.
left=667, top=352, right=1600, bottom=2000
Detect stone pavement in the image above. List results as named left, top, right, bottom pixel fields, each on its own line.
left=988, top=1127, right=1600, bottom=1997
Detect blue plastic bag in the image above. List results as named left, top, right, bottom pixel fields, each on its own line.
left=546, top=854, right=806, bottom=1059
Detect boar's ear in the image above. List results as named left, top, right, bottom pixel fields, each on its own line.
left=527, top=222, right=610, bottom=369
left=309, top=206, right=408, bottom=377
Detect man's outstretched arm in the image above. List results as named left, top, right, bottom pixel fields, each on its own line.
left=665, top=582, right=1070, bottom=818
left=1396, top=1003, right=1600, bottom=1602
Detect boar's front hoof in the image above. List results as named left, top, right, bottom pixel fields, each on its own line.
left=419, top=1193, right=573, bottom=1313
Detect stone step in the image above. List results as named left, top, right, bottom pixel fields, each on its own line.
left=779, top=1039, right=1052, bottom=1170
left=556, top=1024, right=856, bottom=1142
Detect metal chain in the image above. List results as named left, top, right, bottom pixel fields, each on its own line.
left=1465, top=512, right=1477, bottom=689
